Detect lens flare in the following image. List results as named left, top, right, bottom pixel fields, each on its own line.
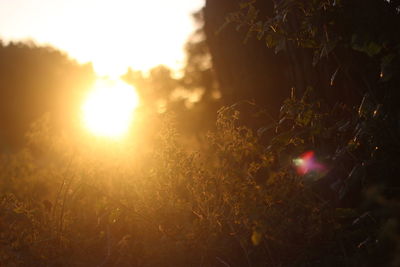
left=293, top=151, right=325, bottom=175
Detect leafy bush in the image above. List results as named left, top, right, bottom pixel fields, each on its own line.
left=2, top=91, right=398, bottom=266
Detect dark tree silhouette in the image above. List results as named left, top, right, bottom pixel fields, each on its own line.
left=203, top=0, right=291, bottom=116
left=123, top=12, right=221, bottom=136
left=0, top=41, right=95, bottom=151
left=203, top=0, right=400, bottom=116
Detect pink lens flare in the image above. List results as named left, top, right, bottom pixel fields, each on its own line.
left=293, top=151, right=325, bottom=175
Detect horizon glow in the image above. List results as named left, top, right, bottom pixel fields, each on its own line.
left=0, top=0, right=204, bottom=77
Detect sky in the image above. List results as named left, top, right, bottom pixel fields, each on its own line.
left=0, top=0, right=204, bottom=76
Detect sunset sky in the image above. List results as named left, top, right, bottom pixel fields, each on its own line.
left=0, top=0, right=204, bottom=76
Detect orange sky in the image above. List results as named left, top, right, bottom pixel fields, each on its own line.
left=0, top=0, right=204, bottom=76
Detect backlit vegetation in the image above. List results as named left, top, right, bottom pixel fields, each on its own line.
left=1, top=0, right=400, bottom=266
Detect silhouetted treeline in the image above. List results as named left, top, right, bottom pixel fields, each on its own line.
left=0, top=41, right=95, bottom=151
left=123, top=12, right=221, bottom=138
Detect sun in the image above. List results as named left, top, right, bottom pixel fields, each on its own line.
left=82, top=79, right=139, bottom=138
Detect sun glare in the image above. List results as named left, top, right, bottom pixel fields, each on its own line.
left=82, top=79, right=139, bottom=138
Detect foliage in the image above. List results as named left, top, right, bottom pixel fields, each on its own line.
left=220, top=0, right=400, bottom=64
left=1, top=87, right=398, bottom=266
left=1, top=1, right=400, bottom=266
left=213, top=0, right=400, bottom=108
left=211, top=0, right=400, bottom=265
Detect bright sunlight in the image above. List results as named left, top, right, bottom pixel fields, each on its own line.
left=0, top=0, right=204, bottom=77
left=82, top=79, right=139, bottom=138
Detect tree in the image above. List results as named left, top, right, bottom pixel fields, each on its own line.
left=0, top=41, right=95, bottom=151
left=123, top=11, right=221, bottom=136
left=203, top=0, right=400, bottom=115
